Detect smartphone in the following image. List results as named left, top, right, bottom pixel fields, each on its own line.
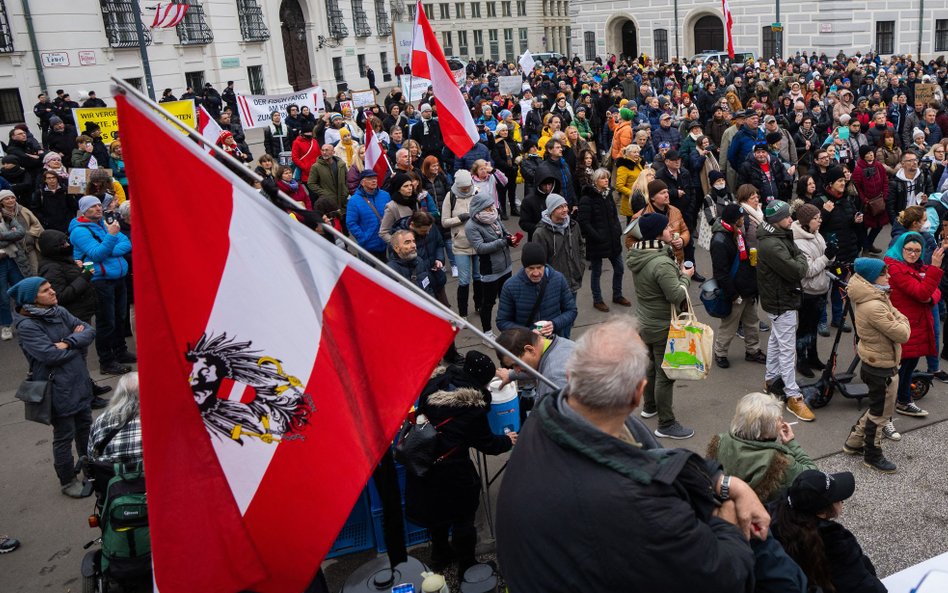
left=392, top=584, right=415, bottom=593
left=104, top=211, right=116, bottom=225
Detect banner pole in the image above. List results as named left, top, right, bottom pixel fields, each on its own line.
left=110, top=76, right=558, bottom=391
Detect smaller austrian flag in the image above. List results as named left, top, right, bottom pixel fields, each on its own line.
left=151, top=3, right=189, bottom=28
left=364, top=124, right=390, bottom=179
left=197, top=105, right=223, bottom=154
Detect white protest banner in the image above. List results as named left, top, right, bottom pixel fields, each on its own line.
left=235, top=86, right=324, bottom=129
left=351, top=90, right=376, bottom=108
left=401, top=69, right=466, bottom=101
left=520, top=98, right=533, bottom=125
left=394, top=22, right=414, bottom=68
left=338, top=100, right=354, bottom=115
left=499, top=75, right=522, bottom=96
left=519, top=50, right=535, bottom=73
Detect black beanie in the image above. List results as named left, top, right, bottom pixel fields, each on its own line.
left=858, top=145, right=874, bottom=159
left=638, top=212, right=669, bottom=241
left=721, top=203, right=745, bottom=225
left=521, top=242, right=547, bottom=268
left=463, top=351, right=496, bottom=386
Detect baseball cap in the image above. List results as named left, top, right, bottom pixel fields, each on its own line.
left=787, top=470, right=855, bottom=513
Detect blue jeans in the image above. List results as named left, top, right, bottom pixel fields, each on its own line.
left=589, top=253, right=624, bottom=303
left=454, top=253, right=480, bottom=287
left=927, top=303, right=942, bottom=372
left=444, top=237, right=457, bottom=267
left=93, top=278, right=129, bottom=365
left=0, top=258, right=24, bottom=326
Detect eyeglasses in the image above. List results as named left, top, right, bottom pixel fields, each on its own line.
left=903, top=247, right=922, bottom=254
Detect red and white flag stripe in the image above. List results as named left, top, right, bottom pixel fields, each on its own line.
left=151, top=3, right=189, bottom=28
left=197, top=104, right=223, bottom=154
left=411, top=0, right=478, bottom=156
left=117, top=90, right=457, bottom=593
left=364, top=123, right=390, bottom=179
left=722, top=0, right=735, bottom=59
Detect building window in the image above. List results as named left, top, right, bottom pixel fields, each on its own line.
left=761, top=26, right=778, bottom=60
left=439, top=3, right=450, bottom=18
left=519, top=27, right=528, bottom=53
left=0, top=2, right=13, bottom=53
left=247, top=65, right=265, bottom=94
left=423, top=3, right=434, bottom=18
left=504, top=28, right=514, bottom=61
left=936, top=19, right=948, bottom=52
left=565, top=25, right=571, bottom=56
left=442, top=31, right=453, bottom=53
left=654, top=28, right=668, bottom=63
left=487, top=2, right=497, bottom=17
left=380, top=52, right=389, bottom=74
left=541, top=0, right=546, bottom=16
left=0, top=88, right=23, bottom=125
left=583, top=30, right=595, bottom=61
left=236, top=0, right=270, bottom=42
left=564, top=0, right=569, bottom=16
left=455, top=2, right=465, bottom=18
left=407, top=3, right=415, bottom=21
left=459, top=30, right=469, bottom=55
left=470, top=2, right=480, bottom=18
left=177, top=0, right=214, bottom=45
left=185, top=70, right=205, bottom=92
left=100, top=0, right=152, bottom=48
left=502, top=1, right=511, bottom=17
left=375, top=0, right=391, bottom=36
left=124, top=78, right=144, bottom=92
left=357, top=54, right=367, bottom=77
left=875, top=20, right=894, bottom=55
left=473, top=29, right=483, bottom=54
left=332, top=57, right=345, bottom=82
left=516, top=0, right=526, bottom=16
left=352, top=0, right=372, bottom=37
left=489, top=29, right=499, bottom=60
left=328, top=0, right=349, bottom=38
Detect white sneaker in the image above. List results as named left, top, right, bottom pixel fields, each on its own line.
left=482, top=330, right=496, bottom=342
left=882, top=420, right=902, bottom=441
left=0, top=326, right=12, bottom=341
left=451, top=265, right=459, bottom=278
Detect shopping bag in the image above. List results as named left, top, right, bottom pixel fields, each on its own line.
left=661, top=291, right=714, bottom=380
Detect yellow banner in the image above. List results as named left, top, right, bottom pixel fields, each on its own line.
left=72, top=100, right=196, bottom=143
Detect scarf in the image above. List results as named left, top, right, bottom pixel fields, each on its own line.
left=0, top=202, right=17, bottom=219
left=286, top=179, right=299, bottom=192
left=721, top=220, right=748, bottom=260
left=343, top=141, right=354, bottom=166
left=22, top=304, right=57, bottom=319
left=475, top=209, right=499, bottom=225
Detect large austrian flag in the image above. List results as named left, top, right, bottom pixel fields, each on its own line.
left=117, top=92, right=457, bottom=593
left=411, top=0, right=478, bottom=156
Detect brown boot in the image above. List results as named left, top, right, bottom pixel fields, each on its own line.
left=594, top=302, right=610, bottom=312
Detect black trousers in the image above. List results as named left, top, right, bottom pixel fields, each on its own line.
left=479, top=272, right=510, bottom=332
left=52, top=407, right=92, bottom=485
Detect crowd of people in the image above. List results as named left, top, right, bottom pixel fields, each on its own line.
left=3, top=48, right=948, bottom=589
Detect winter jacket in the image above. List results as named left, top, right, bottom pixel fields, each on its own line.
left=887, top=167, right=933, bottom=223
left=610, top=120, right=634, bottom=160
left=756, top=220, right=807, bottom=315
left=577, top=184, right=622, bottom=259
left=441, top=185, right=477, bottom=255
left=728, top=124, right=763, bottom=171
left=31, top=186, right=77, bottom=234
left=707, top=432, right=817, bottom=503
left=307, top=156, right=349, bottom=212
left=12, top=306, right=95, bottom=417
left=465, top=193, right=512, bottom=282
left=625, top=240, right=690, bottom=344
left=37, top=230, right=97, bottom=322
left=615, top=157, right=644, bottom=217
left=290, top=136, right=320, bottom=183
left=519, top=174, right=561, bottom=239
left=68, top=217, right=130, bottom=280
left=739, top=155, right=790, bottom=204
left=852, top=157, right=890, bottom=228
left=655, top=165, right=694, bottom=221
left=496, top=391, right=754, bottom=592
left=532, top=213, right=585, bottom=293
left=652, top=124, right=681, bottom=151
left=409, top=117, right=443, bottom=158
left=791, top=221, right=831, bottom=296
left=1, top=205, right=43, bottom=275
left=519, top=153, right=543, bottom=189
left=454, top=141, right=492, bottom=172
left=405, top=368, right=513, bottom=527
left=264, top=124, right=292, bottom=158
left=0, top=165, right=34, bottom=206
left=345, top=186, right=391, bottom=252
left=46, top=126, right=78, bottom=157
left=848, top=273, right=910, bottom=369
left=885, top=248, right=943, bottom=358
left=496, top=266, right=577, bottom=336
left=387, top=251, right=435, bottom=295
left=536, top=157, right=576, bottom=207
left=813, top=191, right=860, bottom=264
left=709, top=220, right=757, bottom=300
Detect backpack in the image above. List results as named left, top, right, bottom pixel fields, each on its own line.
left=99, top=462, right=151, bottom=580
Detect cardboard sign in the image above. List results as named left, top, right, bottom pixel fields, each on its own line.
left=499, top=75, right=522, bottom=96
left=351, top=90, right=376, bottom=108
left=915, top=83, right=937, bottom=106
left=67, top=168, right=113, bottom=194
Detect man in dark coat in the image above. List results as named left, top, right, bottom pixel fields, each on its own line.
left=496, top=242, right=577, bottom=338
left=83, top=122, right=111, bottom=169
left=740, top=143, right=792, bottom=205
left=496, top=317, right=765, bottom=592
left=9, top=276, right=96, bottom=497
left=45, top=116, right=78, bottom=157
left=536, top=139, right=576, bottom=208
left=409, top=103, right=443, bottom=161
left=81, top=91, right=107, bottom=108
left=813, top=167, right=861, bottom=330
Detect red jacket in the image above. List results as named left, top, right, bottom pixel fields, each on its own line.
left=291, top=136, right=319, bottom=183
left=885, top=257, right=943, bottom=358
left=852, top=157, right=889, bottom=228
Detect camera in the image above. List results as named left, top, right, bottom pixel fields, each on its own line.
left=104, top=211, right=116, bottom=225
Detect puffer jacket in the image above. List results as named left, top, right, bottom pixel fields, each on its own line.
left=847, top=273, right=910, bottom=368
left=346, top=185, right=391, bottom=253
left=615, top=157, right=644, bottom=218
left=465, top=193, right=512, bottom=282
left=441, top=183, right=478, bottom=255
left=625, top=240, right=690, bottom=344
left=306, top=156, right=349, bottom=211
left=13, top=306, right=95, bottom=417
left=756, top=220, right=807, bottom=315
left=813, top=191, right=860, bottom=264
left=37, top=230, right=97, bottom=322
left=68, top=217, right=130, bottom=280
left=496, top=266, right=577, bottom=336
left=790, top=220, right=831, bottom=295
left=532, top=213, right=585, bottom=293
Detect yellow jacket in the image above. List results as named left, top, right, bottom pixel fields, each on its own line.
left=615, top=157, right=644, bottom=217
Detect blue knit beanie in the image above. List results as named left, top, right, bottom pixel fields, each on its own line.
left=7, top=276, right=47, bottom=307
left=854, top=258, right=886, bottom=284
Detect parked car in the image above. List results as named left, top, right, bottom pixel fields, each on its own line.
left=691, top=50, right=756, bottom=66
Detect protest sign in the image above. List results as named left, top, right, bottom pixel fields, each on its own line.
left=520, top=98, right=533, bottom=125
left=915, top=83, right=936, bottom=105
left=337, top=100, right=354, bottom=115
left=67, top=168, right=113, bottom=194
left=72, top=100, right=195, bottom=143
left=401, top=68, right=466, bottom=100
left=235, top=87, right=325, bottom=129
left=351, top=90, right=376, bottom=108
left=499, top=76, right=522, bottom=96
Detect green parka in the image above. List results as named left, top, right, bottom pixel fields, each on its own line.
left=625, top=240, right=691, bottom=344
left=756, top=220, right=807, bottom=315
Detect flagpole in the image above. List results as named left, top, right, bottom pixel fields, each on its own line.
left=130, top=0, right=156, bottom=101
left=109, top=76, right=558, bottom=391
left=407, top=1, right=419, bottom=105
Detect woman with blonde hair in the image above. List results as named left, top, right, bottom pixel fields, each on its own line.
left=625, top=166, right=654, bottom=222
left=615, top=144, right=645, bottom=220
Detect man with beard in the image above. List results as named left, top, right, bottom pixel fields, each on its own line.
left=387, top=229, right=432, bottom=293
left=532, top=193, right=585, bottom=295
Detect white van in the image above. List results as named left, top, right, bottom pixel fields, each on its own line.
left=691, top=51, right=756, bottom=66
left=530, top=52, right=565, bottom=65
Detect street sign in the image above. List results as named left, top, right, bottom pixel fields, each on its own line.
left=771, top=22, right=783, bottom=32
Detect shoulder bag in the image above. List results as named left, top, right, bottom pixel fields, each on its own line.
left=16, top=371, right=54, bottom=425
left=395, top=415, right=457, bottom=477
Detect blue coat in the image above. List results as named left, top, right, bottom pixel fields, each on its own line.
left=68, top=218, right=131, bottom=281
left=13, top=306, right=95, bottom=417
left=454, top=141, right=492, bottom=172
left=346, top=186, right=391, bottom=253
left=496, top=266, right=577, bottom=337
left=728, top=125, right=763, bottom=171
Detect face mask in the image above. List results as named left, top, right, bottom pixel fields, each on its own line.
left=713, top=182, right=727, bottom=191
left=475, top=209, right=498, bottom=225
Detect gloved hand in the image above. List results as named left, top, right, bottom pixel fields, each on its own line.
left=458, top=213, right=470, bottom=223
left=824, top=243, right=839, bottom=260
